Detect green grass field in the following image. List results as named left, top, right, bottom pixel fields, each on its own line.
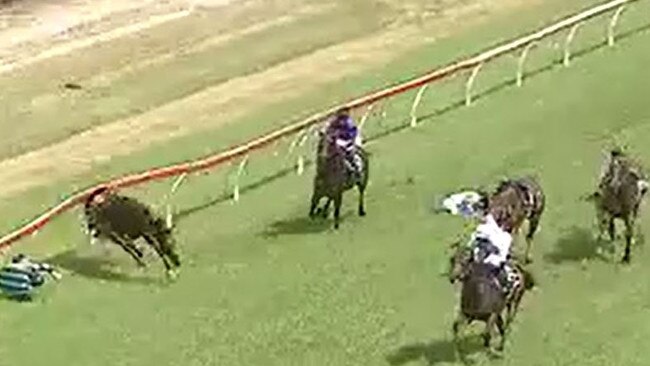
left=0, top=1, right=650, bottom=365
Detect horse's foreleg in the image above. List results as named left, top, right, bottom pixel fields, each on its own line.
left=495, top=314, right=506, bottom=352
left=333, top=193, right=343, bottom=229
left=453, top=314, right=469, bottom=363
left=357, top=184, right=366, bottom=217
left=524, top=216, right=541, bottom=264
left=110, top=234, right=147, bottom=268
left=622, top=217, right=634, bottom=263
left=483, top=314, right=498, bottom=349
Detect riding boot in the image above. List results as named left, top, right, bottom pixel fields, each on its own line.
left=497, top=266, right=511, bottom=295
left=346, top=152, right=362, bottom=181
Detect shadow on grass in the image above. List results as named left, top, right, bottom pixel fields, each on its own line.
left=260, top=210, right=356, bottom=238
left=47, top=249, right=160, bottom=285
left=386, top=337, right=484, bottom=365
left=544, top=226, right=610, bottom=264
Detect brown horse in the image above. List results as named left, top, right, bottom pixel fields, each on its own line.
left=448, top=241, right=534, bottom=359
left=83, top=187, right=181, bottom=278
left=485, top=176, right=545, bottom=263
left=585, top=149, right=648, bottom=263
left=309, top=131, right=369, bottom=229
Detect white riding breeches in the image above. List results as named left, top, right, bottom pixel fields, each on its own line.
left=442, top=191, right=483, bottom=218
left=470, top=214, right=513, bottom=267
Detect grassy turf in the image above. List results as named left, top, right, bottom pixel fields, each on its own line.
left=0, top=1, right=390, bottom=160
left=0, top=1, right=649, bottom=365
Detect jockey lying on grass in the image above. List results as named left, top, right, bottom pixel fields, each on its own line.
left=325, top=108, right=363, bottom=180
left=468, top=213, right=515, bottom=295
left=441, top=190, right=487, bottom=219
left=0, top=254, right=62, bottom=301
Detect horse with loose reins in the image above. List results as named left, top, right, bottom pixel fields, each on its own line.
left=485, top=176, right=545, bottom=263
left=309, top=130, right=369, bottom=229
left=83, top=187, right=181, bottom=278
left=448, top=239, right=534, bottom=359
left=584, top=149, right=648, bottom=263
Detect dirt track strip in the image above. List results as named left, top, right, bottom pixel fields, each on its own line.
left=0, top=8, right=193, bottom=75
left=0, top=0, right=637, bottom=249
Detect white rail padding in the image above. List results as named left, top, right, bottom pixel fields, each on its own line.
left=0, top=0, right=640, bottom=249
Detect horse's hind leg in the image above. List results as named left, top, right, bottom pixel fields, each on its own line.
left=524, top=215, right=541, bottom=264
left=321, top=198, right=332, bottom=219
left=144, top=235, right=173, bottom=273
left=309, top=193, right=320, bottom=218
left=608, top=218, right=616, bottom=242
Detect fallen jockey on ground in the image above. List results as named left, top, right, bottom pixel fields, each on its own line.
left=324, top=107, right=363, bottom=179
left=0, top=254, right=62, bottom=301
left=438, top=190, right=487, bottom=218
left=467, top=214, right=517, bottom=295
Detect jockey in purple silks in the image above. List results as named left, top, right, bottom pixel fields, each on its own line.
left=325, top=107, right=363, bottom=179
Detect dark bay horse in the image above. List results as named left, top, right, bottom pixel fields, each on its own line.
left=486, top=176, right=545, bottom=263
left=585, top=149, right=648, bottom=263
left=309, top=131, right=369, bottom=229
left=448, top=241, right=534, bottom=359
left=83, top=187, right=181, bottom=278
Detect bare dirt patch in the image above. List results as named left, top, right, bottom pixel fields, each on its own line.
left=0, top=0, right=537, bottom=199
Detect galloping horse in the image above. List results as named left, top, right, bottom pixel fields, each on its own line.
left=486, top=176, right=545, bottom=263
left=585, top=149, right=648, bottom=263
left=309, top=130, right=369, bottom=229
left=448, top=240, right=534, bottom=359
left=83, top=187, right=181, bottom=278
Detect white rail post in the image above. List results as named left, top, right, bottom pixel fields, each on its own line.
left=516, top=42, right=537, bottom=87
left=165, top=172, right=188, bottom=228
left=465, top=63, right=483, bottom=106
left=358, top=104, right=374, bottom=131
left=233, top=156, right=249, bottom=203
left=410, top=85, right=429, bottom=127
left=608, top=5, right=626, bottom=46
left=563, top=22, right=583, bottom=67
left=295, top=126, right=312, bottom=176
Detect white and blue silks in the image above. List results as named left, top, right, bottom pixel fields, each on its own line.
left=441, top=191, right=484, bottom=219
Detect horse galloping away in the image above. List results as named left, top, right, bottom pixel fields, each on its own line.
left=448, top=242, right=534, bottom=359
left=585, top=149, right=648, bottom=263
left=487, top=176, right=545, bottom=263
left=309, top=131, right=369, bottom=229
left=83, top=187, right=181, bottom=278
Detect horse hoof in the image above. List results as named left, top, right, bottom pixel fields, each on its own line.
left=621, top=256, right=631, bottom=264
left=166, top=269, right=179, bottom=280
left=359, top=210, right=366, bottom=217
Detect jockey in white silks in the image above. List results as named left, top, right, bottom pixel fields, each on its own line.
left=468, top=214, right=515, bottom=293
left=441, top=191, right=485, bottom=219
